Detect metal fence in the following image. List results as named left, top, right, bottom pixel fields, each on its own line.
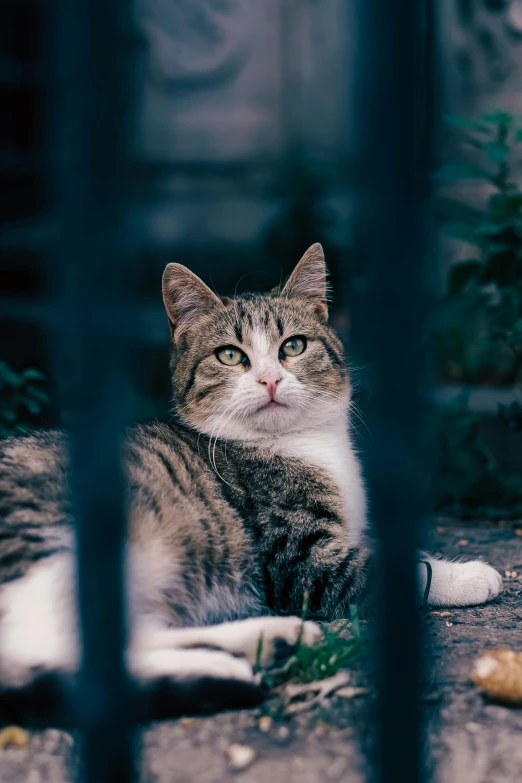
left=356, top=3, right=435, bottom=781
left=1, top=0, right=435, bottom=780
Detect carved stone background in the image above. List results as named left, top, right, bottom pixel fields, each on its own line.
left=134, top=0, right=277, bottom=164
left=131, top=0, right=522, bottom=254
left=134, top=0, right=353, bottom=164
left=435, top=1, right=522, bottom=289
left=442, top=0, right=522, bottom=112
left=135, top=0, right=249, bottom=90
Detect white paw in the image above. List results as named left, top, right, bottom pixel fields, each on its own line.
left=131, top=648, right=254, bottom=683
left=134, top=616, right=322, bottom=668
left=264, top=616, right=323, bottom=647
left=425, top=558, right=503, bottom=607
left=249, top=616, right=323, bottom=667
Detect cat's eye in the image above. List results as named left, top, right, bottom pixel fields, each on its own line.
left=215, top=346, right=249, bottom=366
left=279, top=336, right=306, bottom=359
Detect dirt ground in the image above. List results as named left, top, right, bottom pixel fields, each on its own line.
left=2, top=520, right=522, bottom=783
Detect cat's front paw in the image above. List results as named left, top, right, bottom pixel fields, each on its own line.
left=451, top=560, right=503, bottom=605
left=249, top=616, right=323, bottom=667
left=424, top=559, right=502, bottom=607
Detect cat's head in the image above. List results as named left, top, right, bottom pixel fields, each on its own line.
left=162, top=244, right=349, bottom=441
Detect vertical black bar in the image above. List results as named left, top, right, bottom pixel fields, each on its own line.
left=50, top=1, right=135, bottom=781
left=354, top=2, right=432, bottom=783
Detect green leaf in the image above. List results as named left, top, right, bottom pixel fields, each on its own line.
left=488, top=192, right=522, bottom=221
left=25, top=385, right=49, bottom=405
left=485, top=242, right=516, bottom=255
left=475, top=220, right=514, bottom=237
left=434, top=163, right=490, bottom=182
left=516, top=128, right=522, bottom=142
left=483, top=141, right=510, bottom=163
left=445, top=114, right=491, bottom=134
left=480, top=111, right=513, bottom=126
left=440, top=221, right=480, bottom=244
left=435, top=196, right=484, bottom=226
left=349, top=604, right=361, bottom=640
left=1, top=408, right=17, bottom=423
left=22, top=398, right=41, bottom=416
left=448, top=261, right=483, bottom=295
left=21, top=369, right=46, bottom=382
left=0, top=362, right=22, bottom=388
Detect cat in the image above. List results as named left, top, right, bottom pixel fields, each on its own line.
left=0, top=243, right=502, bottom=722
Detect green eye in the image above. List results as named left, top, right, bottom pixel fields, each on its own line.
left=215, top=346, right=248, bottom=366
left=280, top=336, right=306, bottom=358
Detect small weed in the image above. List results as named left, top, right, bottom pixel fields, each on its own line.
left=268, top=623, right=360, bottom=687
left=349, top=602, right=361, bottom=639
left=262, top=603, right=363, bottom=689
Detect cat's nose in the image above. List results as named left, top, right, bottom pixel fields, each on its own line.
left=258, top=371, right=282, bottom=399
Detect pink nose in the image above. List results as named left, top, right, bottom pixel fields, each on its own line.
left=258, top=371, right=282, bottom=399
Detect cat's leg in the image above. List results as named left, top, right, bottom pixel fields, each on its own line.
left=0, top=554, right=78, bottom=685
left=262, top=521, right=502, bottom=618
left=417, top=552, right=502, bottom=607
left=107, top=623, right=267, bottom=719
left=0, top=554, right=263, bottom=722
left=0, top=644, right=263, bottom=726
left=125, top=647, right=264, bottom=718
left=134, top=616, right=323, bottom=668
left=0, top=552, right=269, bottom=682
left=130, top=647, right=254, bottom=682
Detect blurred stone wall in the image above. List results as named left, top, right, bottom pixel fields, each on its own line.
left=128, top=1, right=522, bottom=300
left=130, top=0, right=357, bottom=271
left=441, top=0, right=522, bottom=115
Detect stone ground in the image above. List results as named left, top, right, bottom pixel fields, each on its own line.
left=2, top=520, right=522, bottom=783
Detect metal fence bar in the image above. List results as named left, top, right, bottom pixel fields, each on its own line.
left=354, top=2, right=432, bottom=782
left=51, top=1, right=135, bottom=780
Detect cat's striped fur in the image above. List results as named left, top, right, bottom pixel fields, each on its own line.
left=0, top=244, right=502, bottom=722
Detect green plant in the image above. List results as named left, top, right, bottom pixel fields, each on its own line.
left=433, top=111, right=522, bottom=512
left=259, top=597, right=363, bottom=689
left=266, top=620, right=361, bottom=688
left=437, top=112, right=522, bottom=284
left=0, top=361, right=49, bottom=437
left=434, top=400, right=522, bottom=514
left=435, top=111, right=522, bottom=383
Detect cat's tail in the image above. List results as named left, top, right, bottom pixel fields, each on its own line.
left=0, top=672, right=265, bottom=728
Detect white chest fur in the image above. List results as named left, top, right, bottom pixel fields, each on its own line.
left=273, top=424, right=367, bottom=545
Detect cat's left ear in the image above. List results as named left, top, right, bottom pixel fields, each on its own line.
left=281, top=243, right=328, bottom=321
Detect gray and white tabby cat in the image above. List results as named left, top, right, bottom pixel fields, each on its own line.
left=0, top=244, right=502, bottom=719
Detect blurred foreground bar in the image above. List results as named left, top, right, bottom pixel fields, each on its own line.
left=354, top=2, right=434, bottom=782
left=51, top=1, right=135, bottom=781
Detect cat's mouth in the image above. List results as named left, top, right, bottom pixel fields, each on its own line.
left=255, top=399, right=287, bottom=412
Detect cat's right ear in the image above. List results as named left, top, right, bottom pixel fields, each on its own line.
left=162, top=264, right=222, bottom=343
